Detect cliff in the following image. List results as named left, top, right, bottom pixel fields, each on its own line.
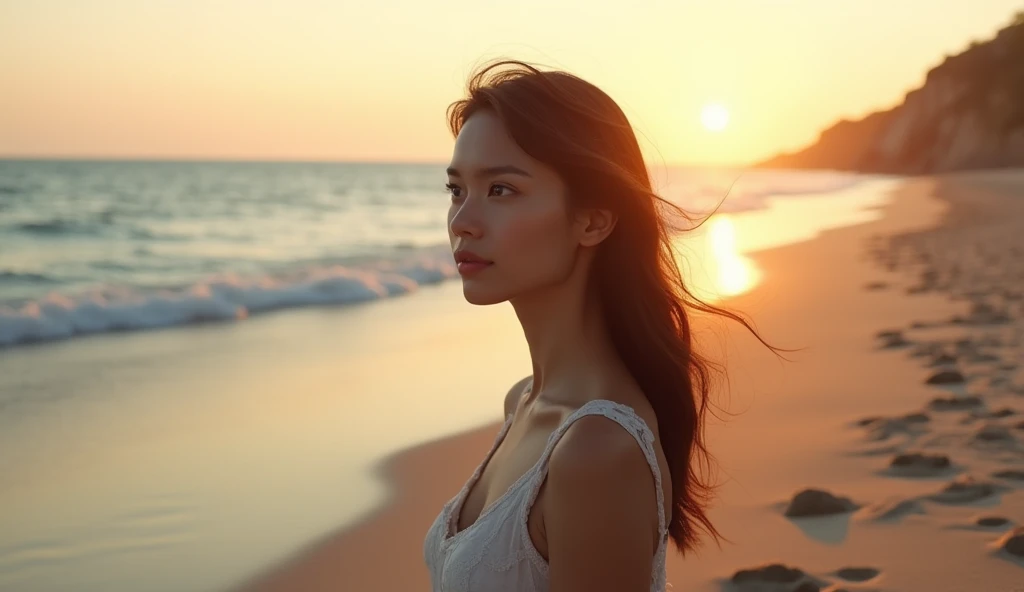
left=756, top=14, right=1024, bottom=174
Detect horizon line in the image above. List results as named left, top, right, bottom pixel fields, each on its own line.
left=0, top=154, right=759, bottom=169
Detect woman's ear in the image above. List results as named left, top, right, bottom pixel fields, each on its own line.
left=575, top=208, right=617, bottom=248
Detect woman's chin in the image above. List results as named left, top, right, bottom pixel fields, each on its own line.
left=461, top=285, right=507, bottom=306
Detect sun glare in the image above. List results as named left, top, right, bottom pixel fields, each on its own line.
left=700, top=103, right=730, bottom=132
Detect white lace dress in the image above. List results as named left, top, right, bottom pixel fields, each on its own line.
left=422, top=398, right=670, bottom=591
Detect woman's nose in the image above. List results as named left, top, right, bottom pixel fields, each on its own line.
left=449, top=199, right=484, bottom=239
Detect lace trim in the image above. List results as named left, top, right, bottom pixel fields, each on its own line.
left=444, top=413, right=516, bottom=542
left=436, top=380, right=670, bottom=590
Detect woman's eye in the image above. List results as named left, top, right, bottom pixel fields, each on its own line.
left=445, top=183, right=514, bottom=199
left=445, top=183, right=462, bottom=198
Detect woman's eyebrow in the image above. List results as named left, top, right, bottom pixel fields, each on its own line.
left=446, top=165, right=533, bottom=178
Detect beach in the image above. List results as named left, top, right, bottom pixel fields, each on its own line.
left=236, top=171, right=1024, bottom=591
left=2, top=170, right=1023, bottom=592
left=5, top=2, right=1024, bottom=590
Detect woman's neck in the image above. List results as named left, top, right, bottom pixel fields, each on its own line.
left=511, top=277, right=629, bottom=408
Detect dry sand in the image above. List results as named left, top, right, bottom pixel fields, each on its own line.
left=236, top=172, right=1024, bottom=592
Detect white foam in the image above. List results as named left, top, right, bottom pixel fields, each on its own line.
left=0, top=248, right=457, bottom=347
left=658, top=168, right=871, bottom=215
left=0, top=170, right=879, bottom=349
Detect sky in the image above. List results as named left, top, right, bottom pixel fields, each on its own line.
left=1, top=0, right=1022, bottom=166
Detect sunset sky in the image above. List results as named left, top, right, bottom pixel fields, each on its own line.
left=2, top=0, right=1022, bottom=166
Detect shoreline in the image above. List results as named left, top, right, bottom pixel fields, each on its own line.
left=0, top=173, right=886, bottom=351
left=4, top=171, right=1023, bottom=592
left=233, top=172, right=1023, bottom=591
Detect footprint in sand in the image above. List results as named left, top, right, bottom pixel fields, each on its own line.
left=856, top=497, right=926, bottom=523
left=928, top=352, right=958, bottom=367
left=876, top=329, right=911, bottom=349
left=885, top=452, right=955, bottom=478
left=926, top=369, right=966, bottom=385
left=727, top=563, right=828, bottom=592
left=968, top=407, right=1017, bottom=421
left=992, top=469, right=1024, bottom=482
left=832, top=566, right=880, bottom=583
left=910, top=341, right=945, bottom=359
left=927, top=475, right=1007, bottom=504
left=945, top=515, right=1016, bottom=532
left=976, top=516, right=1012, bottom=528
left=995, top=527, right=1024, bottom=561
left=854, top=412, right=930, bottom=443
left=970, top=423, right=1019, bottom=448
left=928, top=395, right=983, bottom=411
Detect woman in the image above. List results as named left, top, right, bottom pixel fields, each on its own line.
left=423, top=60, right=779, bottom=592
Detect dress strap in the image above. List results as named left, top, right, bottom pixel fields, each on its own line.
left=523, top=399, right=669, bottom=540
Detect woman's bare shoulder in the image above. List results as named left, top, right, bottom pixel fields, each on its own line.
left=542, top=415, right=662, bottom=586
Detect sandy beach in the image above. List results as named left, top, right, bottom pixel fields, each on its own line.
left=3, top=171, right=1023, bottom=592
left=5, top=5, right=1024, bottom=591
left=235, top=171, right=1024, bottom=592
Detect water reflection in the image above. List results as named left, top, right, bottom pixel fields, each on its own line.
left=677, top=214, right=760, bottom=303
left=674, top=178, right=897, bottom=303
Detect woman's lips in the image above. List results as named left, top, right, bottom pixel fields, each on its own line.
left=457, top=261, right=493, bottom=276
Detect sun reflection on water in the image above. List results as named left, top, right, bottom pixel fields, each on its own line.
left=676, top=214, right=761, bottom=303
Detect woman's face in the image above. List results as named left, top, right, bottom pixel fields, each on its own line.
left=446, top=111, right=578, bottom=305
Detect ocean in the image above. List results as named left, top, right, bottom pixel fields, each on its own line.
left=0, top=160, right=900, bottom=592
left=0, top=160, right=867, bottom=348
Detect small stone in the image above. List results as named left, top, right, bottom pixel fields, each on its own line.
left=1014, top=419, right=1024, bottom=430
left=793, top=583, right=819, bottom=592
left=977, top=516, right=1010, bottom=527
left=731, top=563, right=805, bottom=584
left=926, top=370, right=965, bottom=385
left=785, top=489, right=857, bottom=517
left=993, top=470, right=1024, bottom=480
left=835, top=567, right=879, bottom=582
left=997, top=527, right=1024, bottom=558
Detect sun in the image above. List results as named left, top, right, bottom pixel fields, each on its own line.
left=700, top=103, right=730, bottom=132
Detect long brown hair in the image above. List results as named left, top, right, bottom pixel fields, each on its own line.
left=447, top=60, right=786, bottom=555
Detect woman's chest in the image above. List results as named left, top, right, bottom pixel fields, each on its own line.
left=455, top=416, right=559, bottom=533
left=428, top=498, right=543, bottom=592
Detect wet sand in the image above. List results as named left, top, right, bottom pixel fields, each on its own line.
left=235, top=170, right=1024, bottom=592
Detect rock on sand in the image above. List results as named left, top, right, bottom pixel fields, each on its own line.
left=785, top=489, right=858, bottom=517
left=888, top=452, right=951, bottom=476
